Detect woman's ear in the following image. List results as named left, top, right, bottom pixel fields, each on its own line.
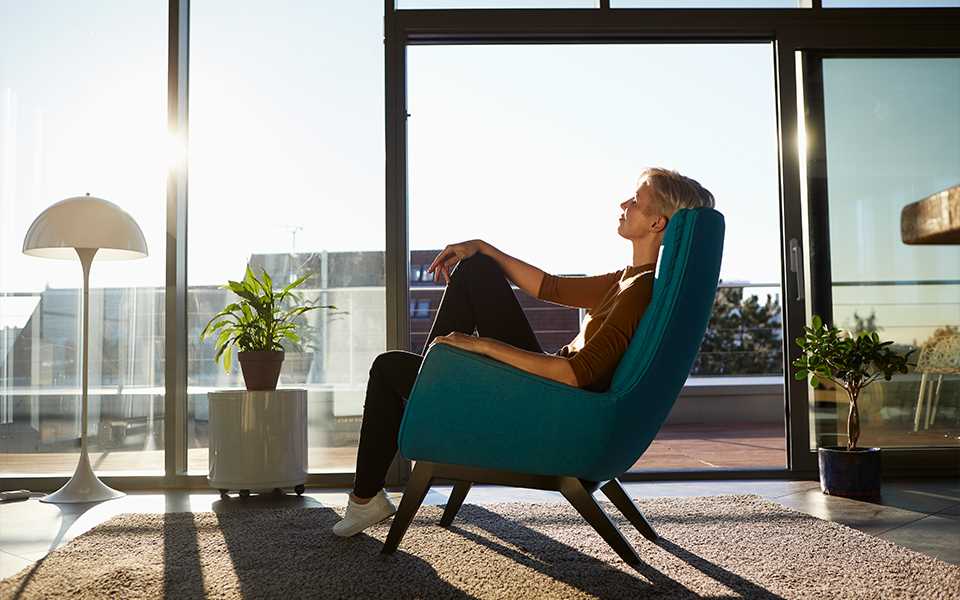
left=653, top=214, right=669, bottom=233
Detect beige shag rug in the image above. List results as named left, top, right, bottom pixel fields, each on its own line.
left=2, top=494, right=958, bottom=599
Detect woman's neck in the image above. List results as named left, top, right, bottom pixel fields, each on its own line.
left=631, top=238, right=661, bottom=268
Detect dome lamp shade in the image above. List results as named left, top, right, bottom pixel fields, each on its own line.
left=20, top=194, right=148, bottom=503
left=22, top=195, right=148, bottom=260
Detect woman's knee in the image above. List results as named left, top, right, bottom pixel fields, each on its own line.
left=369, top=350, right=424, bottom=384
left=369, top=350, right=407, bottom=378
left=367, top=350, right=423, bottom=406
left=452, top=253, right=503, bottom=283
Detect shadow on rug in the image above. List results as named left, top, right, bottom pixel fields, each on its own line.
left=2, top=494, right=958, bottom=599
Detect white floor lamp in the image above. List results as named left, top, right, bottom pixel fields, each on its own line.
left=22, top=194, right=148, bottom=504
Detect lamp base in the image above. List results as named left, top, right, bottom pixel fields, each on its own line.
left=40, top=447, right=125, bottom=504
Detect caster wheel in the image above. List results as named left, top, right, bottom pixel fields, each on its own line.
left=218, top=489, right=229, bottom=500
left=240, top=489, right=250, bottom=498
left=295, top=484, right=305, bottom=496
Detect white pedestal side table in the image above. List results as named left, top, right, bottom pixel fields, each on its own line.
left=207, top=388, right=307, bottom=499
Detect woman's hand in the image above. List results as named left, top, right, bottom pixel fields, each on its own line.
left=429, top=331, right=485, bottom=354
left=426, top=240, right=485, bottom=285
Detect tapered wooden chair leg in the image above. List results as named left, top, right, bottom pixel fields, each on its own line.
left=440, top=481, right=472, bottom=527
left=600, top=478, right=658, bottom=541
left=382, top=462, right=434, bottom=554
left=559, top=478, right=640, bottom=565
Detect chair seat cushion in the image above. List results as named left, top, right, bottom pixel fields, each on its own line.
left=398, top=344, right=619, bottom=481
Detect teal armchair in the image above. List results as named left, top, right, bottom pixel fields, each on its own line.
left=382, top=207, right=726, bottom=564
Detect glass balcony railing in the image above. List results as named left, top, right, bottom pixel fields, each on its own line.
left=815, top=280, right=960, bottom=450
left=1, top=277, right=790, bottom=473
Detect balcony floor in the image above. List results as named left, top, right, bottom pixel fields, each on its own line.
left=3, top=423, right=958, bottom=476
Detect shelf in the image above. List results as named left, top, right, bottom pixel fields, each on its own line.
left=901, top=185, right=960, bottom=245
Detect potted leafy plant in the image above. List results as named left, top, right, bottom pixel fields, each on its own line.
left=199, top=267, right=334, bottom=391
left=793, top=314, right=915, bottom=499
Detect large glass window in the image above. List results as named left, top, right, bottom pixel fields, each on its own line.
left=0, top=1, right=167, bottom=475
left=187, top=1, right=385, bottom=474
left=812, top=57, right=960, bottom=449
left=407, top=43, right=785, bottom=470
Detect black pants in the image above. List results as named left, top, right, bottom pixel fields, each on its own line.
left=352, top=253, right=544, bottom=498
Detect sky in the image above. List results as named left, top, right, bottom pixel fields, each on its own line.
left=820, top=58, right=960, bottom=345
left=406, top=43, right=780, bottom=280
left=1, top=1, right=168, bottom=293
left=1, top=0, right=958, bottom=345
left=1, top=0, right=780, bottom=292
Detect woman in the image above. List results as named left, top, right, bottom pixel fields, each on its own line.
left=332, top=167, right=715, bottom=537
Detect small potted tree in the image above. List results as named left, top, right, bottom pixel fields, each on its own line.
left=200, top=267, right=334, bottom=391
left=793, top=315, right=915, bottom=499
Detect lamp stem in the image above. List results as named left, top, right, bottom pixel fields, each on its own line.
left=39, top=247, right=122, bottom=503
left=76, top=248, right=97, bottom=453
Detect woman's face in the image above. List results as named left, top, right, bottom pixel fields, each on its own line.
left=618, top=180, right=665, bottom=241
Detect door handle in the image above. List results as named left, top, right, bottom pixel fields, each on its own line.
left=789, top=238, right=805, bottom=302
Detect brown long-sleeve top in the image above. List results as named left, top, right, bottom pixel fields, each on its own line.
left=536, top=262, right=657, bottom=392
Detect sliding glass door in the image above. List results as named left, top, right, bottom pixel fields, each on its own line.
left=801, top=54, right=960, bottom=460
left=406, top=42, right=788, bottom=471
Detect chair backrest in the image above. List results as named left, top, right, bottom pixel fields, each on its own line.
left=604, top=207, right=725, bottom=477
left=916, top=332, right=960, bottom=374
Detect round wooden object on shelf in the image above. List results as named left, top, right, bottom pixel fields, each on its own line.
left=901, top=185, right=960, bottom=245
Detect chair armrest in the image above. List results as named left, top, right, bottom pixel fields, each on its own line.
left=398, top=344, right=615, bottom=477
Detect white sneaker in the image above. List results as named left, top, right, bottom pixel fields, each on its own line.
left=332, top=490, right=398, bottom=537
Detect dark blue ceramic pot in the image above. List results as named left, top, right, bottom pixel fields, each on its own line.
left=818, top=446, right=882, bottom=499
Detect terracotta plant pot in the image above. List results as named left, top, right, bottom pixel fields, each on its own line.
left=818, top=446, right=882, bottom=500
left=238, top=351, right=284, bottom=391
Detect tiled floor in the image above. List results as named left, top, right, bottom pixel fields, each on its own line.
left=0, top=478, right=957, bottom=581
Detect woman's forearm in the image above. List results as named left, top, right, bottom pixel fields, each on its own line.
left=478, top=241, right=546, bottom=299
left=478, top=337, right=578, bottom=387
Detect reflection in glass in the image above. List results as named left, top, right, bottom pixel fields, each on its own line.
left=814, top=58, right=960, bottom=449
left=188, top=2, right=385, bottom=474
left=408, top=43, right=785, bottom=470
left=0, top=1, right=167, bottom=476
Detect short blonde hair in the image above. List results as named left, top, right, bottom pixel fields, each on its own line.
left=639, top=167, right=715, bottom=218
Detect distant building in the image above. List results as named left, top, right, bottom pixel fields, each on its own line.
left=407, top=250, right=581, bottom=354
